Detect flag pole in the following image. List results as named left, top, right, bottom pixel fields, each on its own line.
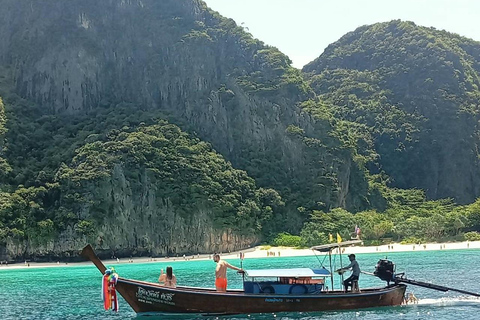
left=240, top=252, right=245, bottom=283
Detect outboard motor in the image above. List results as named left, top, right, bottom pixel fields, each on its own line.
left=372, top=258, right=480, bottom=297
left=374, top=259, right=395, bottom=283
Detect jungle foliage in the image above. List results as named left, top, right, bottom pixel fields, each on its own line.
left=295, top=188, right=480, bottom=247
left=293, top=20, right=480, bottom=246
left=0, top=94, right=282, bottom=245
left=2, top=8, right=480, bottom=254
left=303, top=20, right=480, bottom=204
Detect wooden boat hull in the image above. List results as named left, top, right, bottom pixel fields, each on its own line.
left=115, top=278, right=406, bottom=315
left=80, top=245, right=406, bottom=315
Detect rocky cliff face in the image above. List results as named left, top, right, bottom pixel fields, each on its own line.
left=3, top=4, right=479, bottom=261
left=4, top=165, right=257, bottom=261
left=0, top=1, right=369, bottom=210
left=1, top=118, right=268, bottom=262
left=0, top=0, right=373, bottom=260
left=303, top=20, right=480, bottom=203
left=0, top=97, right=9, bottom=180
left=0, top=0, right=206, bottom=113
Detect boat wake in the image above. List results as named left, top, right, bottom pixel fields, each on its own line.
left=412, top=297, right=480, bottom=307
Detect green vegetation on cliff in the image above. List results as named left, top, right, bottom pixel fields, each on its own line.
left=295, top=186, right=480, bottom=246
left=0, top=97, right=12, bottom=180
left=303, top=20, right=480, bottom=204
left=56, top=121, right=280, bottom=234
left=2, top=1, right=480, bottom=259
left=0, top=0, right=364, bottom=259
left=0, top=93, right=281, bottom=256
left=1, top=88, right=372, bottom=251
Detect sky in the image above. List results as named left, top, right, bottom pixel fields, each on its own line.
left=203, top=0, right=480, bottom=68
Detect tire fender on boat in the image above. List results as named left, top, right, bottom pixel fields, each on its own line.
left=289, top=284, right=308, bottom=294
left=261, top=285, right=275, bottom=294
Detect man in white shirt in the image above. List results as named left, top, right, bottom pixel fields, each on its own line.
left=337, top=254, right=360, bottom=292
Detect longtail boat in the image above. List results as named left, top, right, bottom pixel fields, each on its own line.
left=81, top=241, right=412, bottom=316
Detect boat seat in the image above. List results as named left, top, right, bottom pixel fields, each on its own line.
left=352, top=280, right=360, bottom=293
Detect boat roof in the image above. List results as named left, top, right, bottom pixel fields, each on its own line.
left=310, top=240, right=363, bottom=252
left=245, top=268, right=330, bottom=278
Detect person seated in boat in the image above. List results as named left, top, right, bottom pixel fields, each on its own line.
left=213, top=253, right=244, bottom=292
left=158, top=266, right=177, bottom=288
left=336, top=254, right=360, bottom=292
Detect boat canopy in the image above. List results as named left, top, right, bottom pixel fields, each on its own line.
left=310, top=240, right=363, bottom=252
left=245, top=268, right=330, bottom=278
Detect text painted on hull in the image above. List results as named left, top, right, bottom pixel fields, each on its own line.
left=136, top=287, right=176, bottom=306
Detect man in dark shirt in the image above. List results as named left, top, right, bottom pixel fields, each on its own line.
left=337, top=254, right=360, bottom=292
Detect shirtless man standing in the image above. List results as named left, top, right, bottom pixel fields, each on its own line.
left=213, top=253, right=244, bottom=292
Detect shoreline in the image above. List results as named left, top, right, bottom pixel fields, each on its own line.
left=1, top=240, right=479, bottom=271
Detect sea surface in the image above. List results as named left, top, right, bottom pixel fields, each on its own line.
left=1, top=249, right=480, bottom=319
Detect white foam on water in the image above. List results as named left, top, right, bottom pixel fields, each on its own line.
left=413, top=297, right=480, bottom=307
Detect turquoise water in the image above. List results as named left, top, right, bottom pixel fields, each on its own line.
left=1, top=250, right=480, bottom=319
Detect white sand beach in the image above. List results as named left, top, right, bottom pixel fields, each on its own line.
left=1, top=240, right=479, bottom=270
left=230, top=240, right=480, bottom=260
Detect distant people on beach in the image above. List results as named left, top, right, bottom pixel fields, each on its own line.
left=158, top=266, right=177, bottom=288
left=267, top=251, right=279, bottom=257
left=213, top=253, right=244, bottom=292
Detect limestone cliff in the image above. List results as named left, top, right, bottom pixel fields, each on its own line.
left=1, top=121, right=267, bottom=261
left=0, top=2, right=370, bottom=215
left=0, top=97, right=10, bottom=180
left=0, top=0, right=372, bottom=260
left=303, top=20, right=480, bottom=204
